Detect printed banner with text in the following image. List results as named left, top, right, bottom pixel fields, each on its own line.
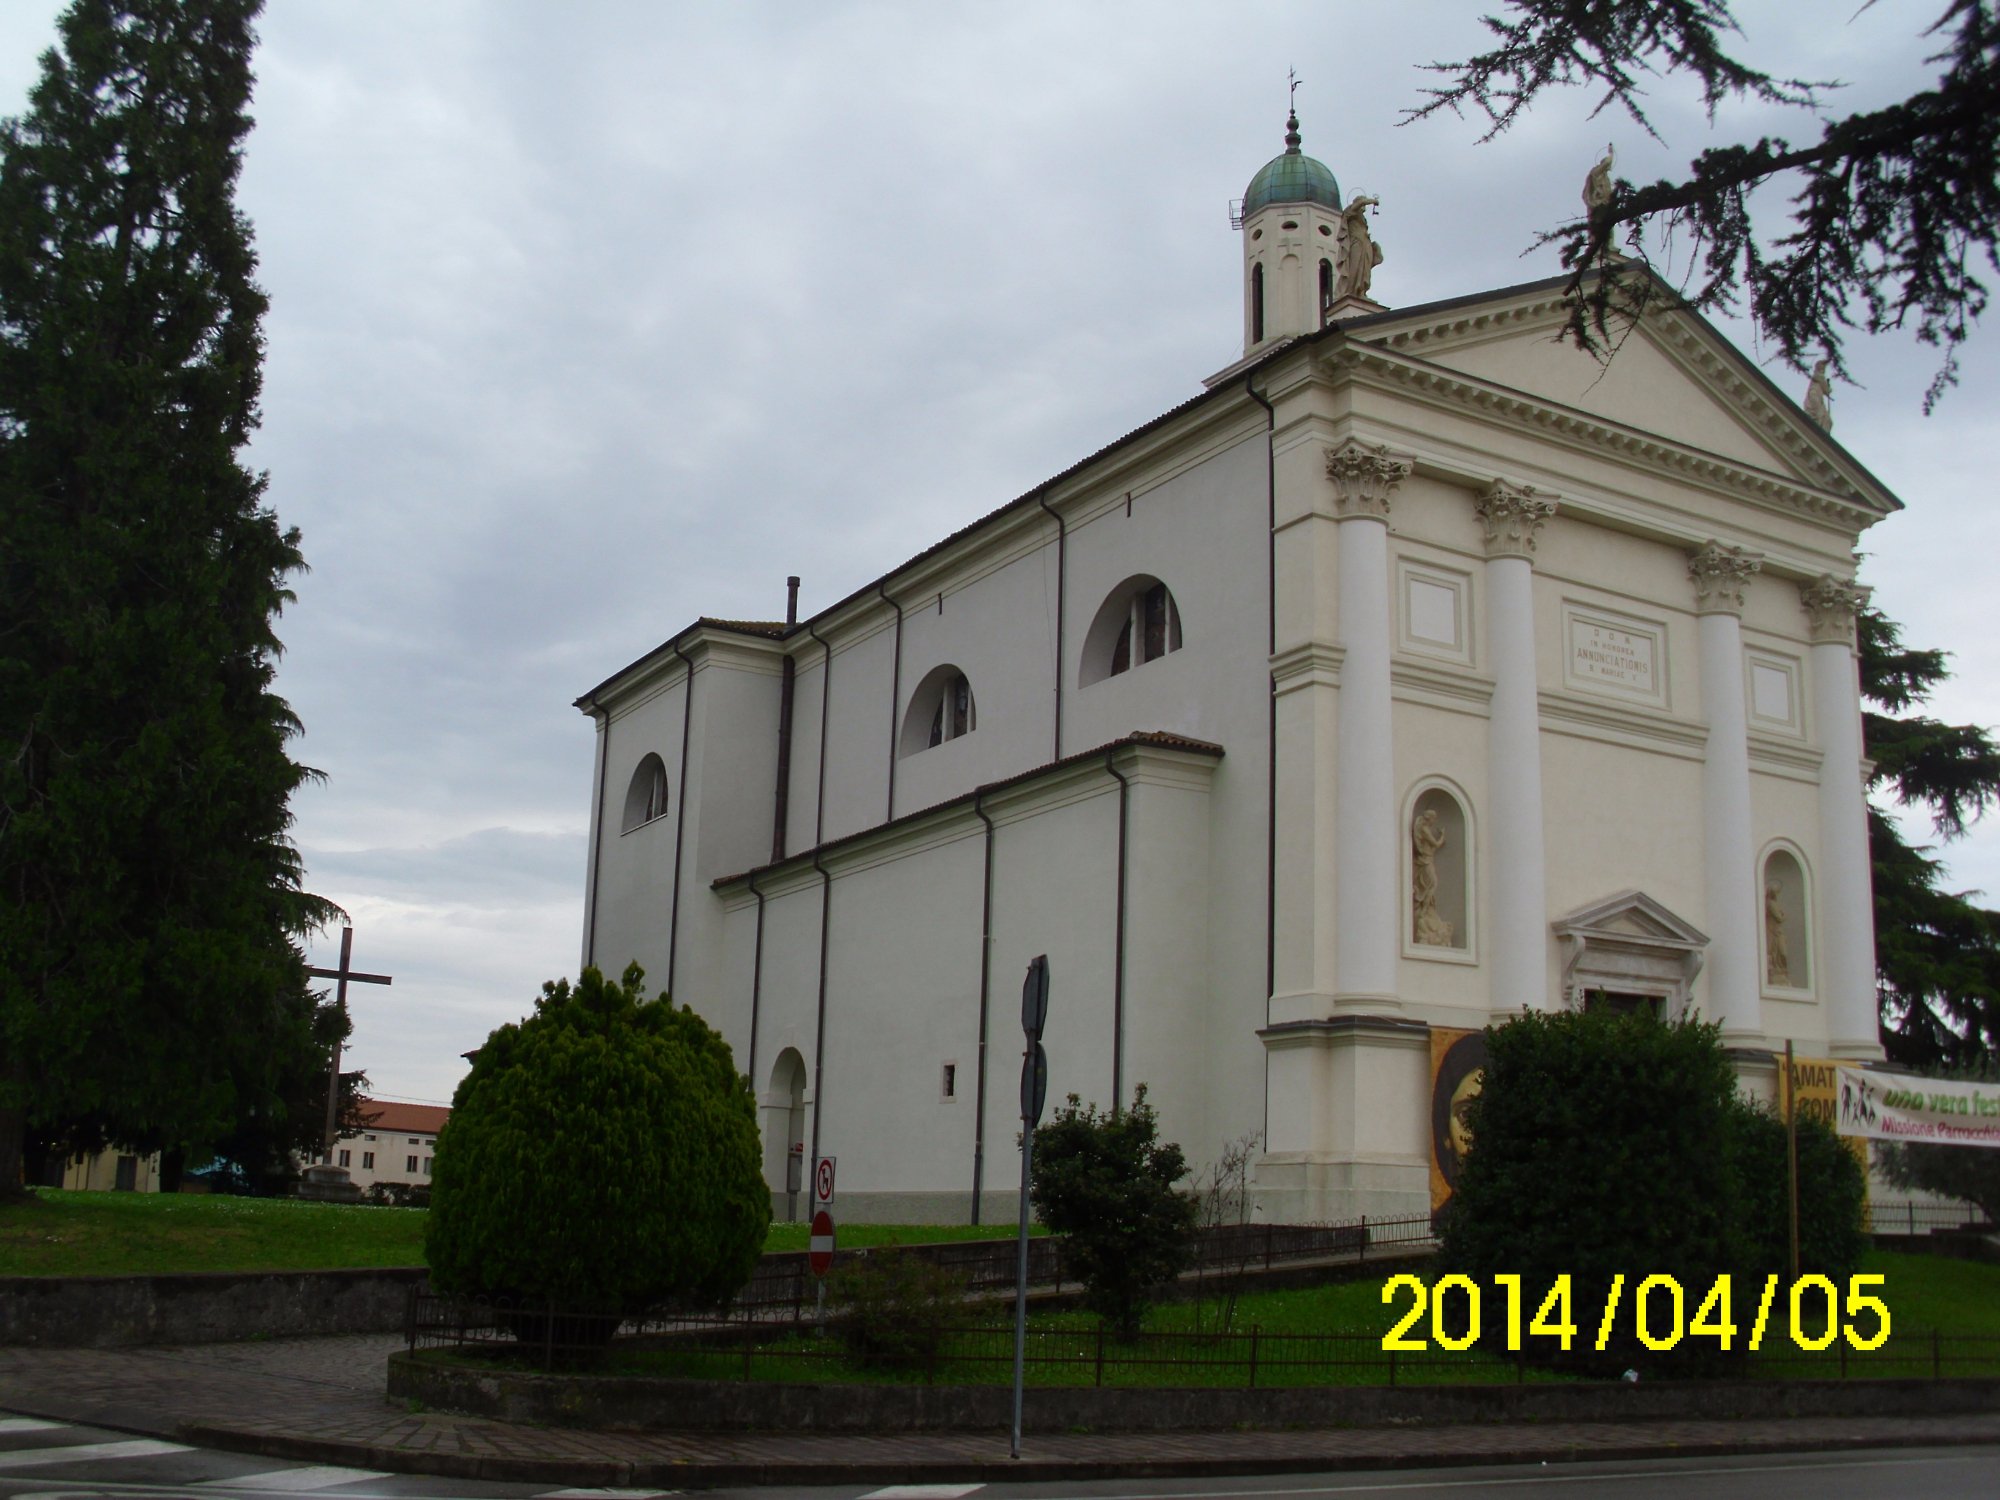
left=1836, top=1068, right=2000, bottom=1148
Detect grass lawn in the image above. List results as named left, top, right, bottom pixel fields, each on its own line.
left=0, top=1189, right=428, bottom=1276
left=0, top=1189, right=1037, bottom=1278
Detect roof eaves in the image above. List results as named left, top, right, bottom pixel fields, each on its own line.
left=713, top=730, right=1225, bottom=890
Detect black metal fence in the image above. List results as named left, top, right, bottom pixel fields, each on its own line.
left=1863, top=1199, right=1995, bottom=1236
left=406, top=1293, right=2000, bottom=1388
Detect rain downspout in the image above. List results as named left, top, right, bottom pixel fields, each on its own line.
left=666, top=637, right=696, bottom=1003
left=880, top=583, right=904, bottom=821
left=805, top=619, right=835, bottom=1168
left=1104, top=748, right=1130, bottom=1109
left=584, top=704, right=609, bottom=969
left=970, top=786, right=996, bottom=1224
left=1246, top=374, right=1277, bottom=1147
left=771, top=576, right=799, bottom=863
left=747, top=868, right=767, bottom=1092
left=1036, top=489, right=1066, bottom=760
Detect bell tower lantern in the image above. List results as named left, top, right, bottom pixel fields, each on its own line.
left=1233, top=108, right=1343, bottom=358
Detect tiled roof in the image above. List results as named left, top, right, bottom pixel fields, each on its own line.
left=353, top=1099, right=449, bottom=1137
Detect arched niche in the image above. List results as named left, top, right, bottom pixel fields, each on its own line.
left=1761, top=844, right=1811, bottom=993
left=762, top=1048, right=809, bottom=1212
left=1406, top=781, right=1472, bottom=958
left=899, top=663, right=976, bottom=757
left=1080, top=575, right=1184, bottom=687
left=620, top=752, right=668, bottom=833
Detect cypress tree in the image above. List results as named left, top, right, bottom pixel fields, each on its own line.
left=0, top=0, right=333, bottom=1194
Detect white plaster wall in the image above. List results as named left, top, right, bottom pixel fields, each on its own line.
left=589, top=673, right=685, bottom=987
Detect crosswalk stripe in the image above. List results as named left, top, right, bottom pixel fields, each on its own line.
left=859, top=1488, right=985, bottom=1500
left=204, top=1464, right=394, bottom=1490
left=0, top=1437, right=191, bottom=1469
left=0, top=1419, right=63, bottom=1434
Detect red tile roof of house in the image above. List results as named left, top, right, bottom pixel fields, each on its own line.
left=354, top=1099, right=450, bottom=1137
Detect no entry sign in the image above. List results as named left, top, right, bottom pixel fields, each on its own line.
left=808, top=1209, right=836, bottom=1277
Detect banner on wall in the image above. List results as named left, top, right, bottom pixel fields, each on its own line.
left=1428, top=1026, right=1488, bottom=1215
left=1836, top=1068, right=2000, bottom=1148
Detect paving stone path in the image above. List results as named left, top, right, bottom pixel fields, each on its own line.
left=2, top=1334, right=1997, bottom=1489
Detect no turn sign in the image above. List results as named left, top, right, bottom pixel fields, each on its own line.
left=808, top=1209, right=836, bottom=1277
left=812, top=1154, right=836, bottom=1211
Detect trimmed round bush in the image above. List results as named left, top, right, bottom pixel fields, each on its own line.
left=425, top=965, right=768, bottom=1316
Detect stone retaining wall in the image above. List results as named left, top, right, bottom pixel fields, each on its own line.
left=0, top=1268, right=427, bottom=1348
left=386, top=1351, right=2000, bottom=1433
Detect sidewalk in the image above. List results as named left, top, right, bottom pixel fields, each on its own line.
left=2, top=1333, right=1997, bottom=1489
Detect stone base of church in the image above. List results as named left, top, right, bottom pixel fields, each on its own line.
left=1251, top=1152, right=1429, bottom=1225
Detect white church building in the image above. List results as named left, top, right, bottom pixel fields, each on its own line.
left=575, top=113, right=1892, bottom=1225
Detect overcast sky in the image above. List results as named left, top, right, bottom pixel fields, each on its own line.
left=4, top=3, right=1994, bottom=1107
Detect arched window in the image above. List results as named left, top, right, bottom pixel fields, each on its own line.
left=1761, top=846, right=1810, bottom=991
left=900, top=664, right=977, bottom=757
left=621, top=752, right=668, bottom=832
left=1251, top=262, right=1265, bottom=343
left=1082, top=577, right=1183, bottom=686
left=1406, top=783, right=1472, bottom=957
left=1319, top=257, right=1334, bottom=322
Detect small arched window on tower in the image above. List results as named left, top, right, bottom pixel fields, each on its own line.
left=621, top=752, right=669, bottom=832
left=1250, top=263, right=1265, bottom=343
left=900, top=665, right=977, bottom=757
left=1320, top=258, right=1335, bottom=323
left=1081, top=576, right=1184, bottom=686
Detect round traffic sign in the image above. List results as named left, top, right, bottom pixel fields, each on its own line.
left=814, top=1155, right=835, bottom=1204
left=808, top=1209, right=836, bottom=1277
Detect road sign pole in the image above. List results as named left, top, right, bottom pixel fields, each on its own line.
left=1011, top=1102, right=1033, bottom=1458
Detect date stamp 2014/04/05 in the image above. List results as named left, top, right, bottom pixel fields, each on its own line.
left=1380, top=1272, right=1890, bottom=1353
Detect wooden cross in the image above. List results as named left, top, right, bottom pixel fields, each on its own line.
left=305, top=926, right=394, bottom=1160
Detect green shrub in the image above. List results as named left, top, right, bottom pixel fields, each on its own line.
left=1441, top=1009, right=1744, bottom=1375
left=826, top=1251, right=965, bottom=1373
left=425, top=965, right=768, bottom=1326
left=1030, top=1084, right=1196, bottom=1339
left=1725, top=1095, right=1867, bottom=1283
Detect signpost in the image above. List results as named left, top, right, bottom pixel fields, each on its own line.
left=1011, top=954, right=1050, bottom=1461
left=808, top=1209, right=836, bottom=1277
left=812, top=1154, right=837, bottom=1214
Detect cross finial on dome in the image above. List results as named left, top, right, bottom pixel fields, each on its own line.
left=1286, top=70, right=1303, bottom=153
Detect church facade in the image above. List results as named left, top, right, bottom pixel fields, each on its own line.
left=575, top=117, right=1894, bottom=1224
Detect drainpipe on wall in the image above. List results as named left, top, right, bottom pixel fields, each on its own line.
left=806, top=622, right=833, bottom=846
left=666, top=636, right=696, bottom=1004
left=583, top=703, right=609, bottom=970
left=1104, top=748, right=1130, bottom=1110
left=1246, top=373, right=1277, bottom=1149
left=771, top=575, right=800, bottom=865
left=880, top=583, right=904, bottom=821
left=1036, top=489, right=1067, bottom=761
left=970, top=785, right=996, bottom=1224
left=747, top=868, right=767, bottom=1093
left=808, top=847, right=832, bottom=1173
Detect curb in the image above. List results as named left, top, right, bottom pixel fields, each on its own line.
left=172, top=1418, right=2000, bottom=1490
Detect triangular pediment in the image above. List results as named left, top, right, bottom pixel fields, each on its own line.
left=1552, top=889, right=1709, bottom=950
left=1348, top=277, right=1899, bottom=519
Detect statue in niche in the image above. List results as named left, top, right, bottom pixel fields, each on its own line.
left=1765, top=881, right=1792, bottom=986
left=1412, top=808, right=1454, bottom=947
left=1337, top=196, right=1383, bottom=301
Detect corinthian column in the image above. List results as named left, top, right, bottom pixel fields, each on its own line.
left=1691, top=541, right=1763, bottom=1036
left=1326, top=439, right=1411, bottom=1006
left=1477, top=481, right=1557, bottom=1013
left=1800, top=576, right=1880, bottom=1057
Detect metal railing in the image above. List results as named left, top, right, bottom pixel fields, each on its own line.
left=1863, top=1200, right=1995, bottom=1236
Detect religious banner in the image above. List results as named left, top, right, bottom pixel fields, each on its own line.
left=1837, top=1069, right=2000, bottom=1148
left=1776, top=1053, right=1869, bottom=1183
left=1428, top=1026, right=1488, bottom=1215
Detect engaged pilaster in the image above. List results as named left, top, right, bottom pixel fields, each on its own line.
left=1477, top=481, right=1557, bottom=1012
left=1690, top=541, right=1764, bottom=1036
left=1800, top=575, right=1880, bottom=1057
left=1327, top=439, right=1411, bottom=1006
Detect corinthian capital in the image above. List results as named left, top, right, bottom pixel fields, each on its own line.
left=1688, top=541, right=1763, bottom=615
left=1324, top=439, right=1412, bottom=520
left=1476, top=480, right=1558, bottom=560
left=1799, top=575, right=1871, bottom=645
